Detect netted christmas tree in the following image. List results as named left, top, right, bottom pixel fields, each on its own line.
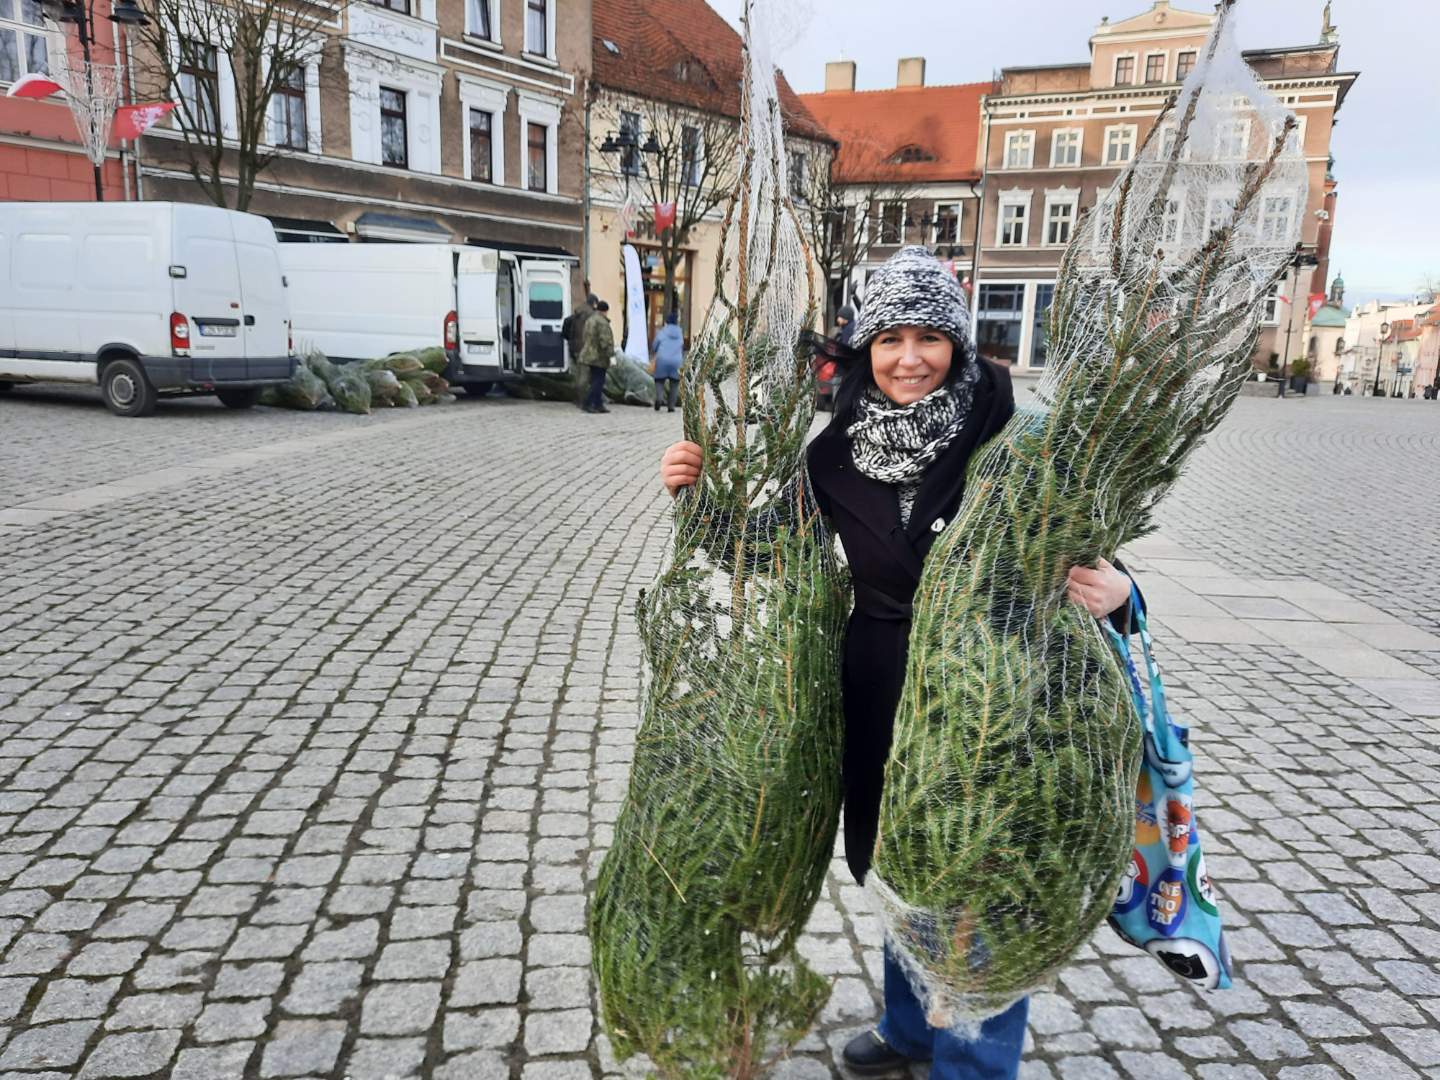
left=870, top=0, right=1307, bottom=1026
left=589, top=4, right=849, bottom=1077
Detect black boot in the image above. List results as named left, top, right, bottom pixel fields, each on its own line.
left=840, top=1030, right=914, bottom=1076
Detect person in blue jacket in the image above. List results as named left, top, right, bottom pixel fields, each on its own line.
left=650, top=310, right=685, bottom=414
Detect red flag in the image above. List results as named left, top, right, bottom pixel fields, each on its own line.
left=5, top=73, right=63, bottom=99
left=1307, top=293, right=1326, bottom=321
left=653, top=202, right=677, bottom=233
left=113, top=102, right=177, bottom=141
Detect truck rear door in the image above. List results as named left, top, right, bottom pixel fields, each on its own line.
left=171, top=205, right=246, bottom=382
left=520, top=261, right=569, bottom=374
left=231, top=213, right=291, bottom=380
left=456, top=248, right=500, bottom=370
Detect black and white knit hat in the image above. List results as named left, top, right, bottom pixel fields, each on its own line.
left=851, top=246, right=975, bottom=359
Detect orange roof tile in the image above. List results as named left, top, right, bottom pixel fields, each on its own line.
left=797, top=82, right=993, bottom=184
left=592, top=0, right=831, bottom=143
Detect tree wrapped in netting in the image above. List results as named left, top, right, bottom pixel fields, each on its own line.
left=590, top=4, right=849, bottom=1076
left=870, top=1, right=1306, bottom=1027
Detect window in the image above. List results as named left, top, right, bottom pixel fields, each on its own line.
left=1261, top=280, right=1282, bottom=325
left=893, top=145, right=934, bottom=163
left=525, top=0, right=548, bottom=56
left=1114, top=56, right=1135, bottom=85
left=0, top=0, right=49, bottom=84
left=999, top=198, right=1028, bottom=247
left=1051, top=129, right=1082, bottom=168
left=977, top=284, right=1026, bottom=365
left=1032, top=284, right=1056, bottom=367
left=527, top=122, right=548, bottom=192
left=680, top=125, right=701, bottom=187
left=1162, top=192, right=1184, bottom=245
left=619, top=110, right=641, bottom=176
left=1260, top=195, right=1294, bottom=243
left=1217, top=117, right=1250, bottom=159
left=789, top=150, right=806, bottom=199
left=933, top=202, right=960, bottom=245
left=1045, top=199, right=1075, bottom=246
left=177, top=40, right=220, bottom=135
left=380, top=86, right=407, bottom=168
left=469, top=108, right=493, bottom=182
left=1004, top=130, right=1034, bottom=170
left=272, top=64, right=307, bottom=151
left=467, top=0, right=493, bottom=39
left=828, top=205, right=850, bottom=248
left=529, top=281, right=564, bottom=319
left=1144, top=53, right=1167, bottom=84
left=1176, top=51, right=1197, bottom=80
left=1158, top=122, right=1180, bottom=160
left=1205, top=193, right=1236, bottom=234
left=1105, top=125, right=1136, bottom=165
left=369, top=0, right=410, bottom=12
left=879, top=201, right=905, bottom=245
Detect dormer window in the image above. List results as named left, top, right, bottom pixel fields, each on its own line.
left=892, top=145, right=935, bottom=163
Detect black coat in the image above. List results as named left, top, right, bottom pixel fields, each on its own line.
left=806, top=361, right=1140, bottom=882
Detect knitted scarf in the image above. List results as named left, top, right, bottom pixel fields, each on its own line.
left=846, top=362, right=980, bottom=487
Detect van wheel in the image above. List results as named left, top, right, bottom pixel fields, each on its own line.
left=0, top=381, right=13, bottom=394
left=464, top=382, right=495, bottom=397
left=101, top=358, right=157, bottom=417
left=216, top=387, right=261, bottom=410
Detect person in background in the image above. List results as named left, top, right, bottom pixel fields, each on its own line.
left=651, top=311, right=685, bottom=414
left=835, top=304, right=857, bottom=349
left=564, top=293, right=599, bottom=410
left=580, top=300, right=615, bottom=415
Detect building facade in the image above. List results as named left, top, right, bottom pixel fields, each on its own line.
left=1338, top=298, right=1433, bottom=396
left=131, top=0, right=589, bottom=263
left=799, top=64, right=988, bottom=323
left=0, top=2, right=128, bottom=201
left=586, top=0, right=832, bottom=349
left=975, top=0, right=1356, bottom=374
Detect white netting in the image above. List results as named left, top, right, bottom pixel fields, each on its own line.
left=589, top=2, right=849, bottom=1077
left=867, top=3, right=1306, bottom=1030
left=50, top=51, right=121, bottom=168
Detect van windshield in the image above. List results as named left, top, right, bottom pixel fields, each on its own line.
left=528, top=282, right=564, bottom=320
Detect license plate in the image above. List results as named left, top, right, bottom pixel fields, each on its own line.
left=199, top=324, right=238, bottom=338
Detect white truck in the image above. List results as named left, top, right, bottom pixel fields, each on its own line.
left=0, top=202, right=295, bottom=417
left=278, top=242, right=573, bottom=394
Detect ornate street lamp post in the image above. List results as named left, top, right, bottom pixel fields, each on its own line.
left=1375, top=320, right=1390, bottom=398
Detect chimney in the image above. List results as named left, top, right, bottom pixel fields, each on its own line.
left=825, top=61, right=856, bottom=93
left=897, top=57, right=926, bottom=88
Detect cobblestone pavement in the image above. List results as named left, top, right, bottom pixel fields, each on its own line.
left=1, top=387, right=1438, bottom=1080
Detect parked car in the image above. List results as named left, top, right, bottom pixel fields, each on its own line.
left=278, top=242, right=574, bottom=396
left=0, top=202, right=295, bottom=416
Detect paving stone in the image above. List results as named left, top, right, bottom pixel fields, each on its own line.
left=30, top=978, right=121, bottom=1022
left=360, top=983, right=441, bottom=1036
left=0, top=1020, right=99, bottom=1069
left=258, top=1019, right=347, bottom=1078
left=341, top=1037, right=428, bottom=1080
left=77, top=1029, right=182, bottom=1078
left=104, top=992, right=204, bottom=1030
left=452, top=958, right=523, bottom=1007
left=524, top=1008, right=593, bottom=1056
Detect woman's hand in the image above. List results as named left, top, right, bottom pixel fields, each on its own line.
left=660, top=441, right=703, bottom=497
left=1067, top=558, right=1132, bottom=619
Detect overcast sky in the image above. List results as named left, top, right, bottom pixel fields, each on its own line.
left=710, top=0, right=1440, bottom=306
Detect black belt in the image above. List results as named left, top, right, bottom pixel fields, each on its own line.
left=853, top=582, right=914, bottom=623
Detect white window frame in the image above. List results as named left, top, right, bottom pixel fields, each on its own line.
left=996, top=190, right=1031, bottom=247
left=1004, top=130, right=1035, bottom=170
left=1161, top=187, right=1186, bottom=246
left=523, top=0, right=557, bottom=62
left=516, top=89, right=561, bottom=194
left=261, top=41, right=324, bottom=155
left=0, top=2, right=63, bottom=88
left=344, top=48, right=443, bottom=174
left=1285, top=115, right=1308, bottom=156
left=1261, top=279, right=1283, bottom=326
left=169, top=34, right=240, bottom=140
left=1050, top=128, right=1083, bottom=168
left=1217, top=116, right=1252, bottom=160
left=465, top=0, right=500, bottom=43
left=1142, top=51, right=1168, bottom=85
left=1175, top=49, right=1198, bottom=81
left=1260, top=192, right=1296, bottom=244
left=931, top=201, right=962, bottom=245
left=1042, top=188, right=1079, bottom=248
left=1203, top=188, right=1239, bottom=235
left=878, top=200, right=906, bottom=245
left=679, top=124, right=704, bottom=188
left=458, top=73, right=508, bottom=185
left=1104, top=124, right=1137, bottom=166
left=1113, top=52, right=1137, bottom=86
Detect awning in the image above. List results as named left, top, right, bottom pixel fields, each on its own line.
left=466, top=237, right=579, bottom=262
left=267, top=216, right=347, bottom=243
left=354, top=212, right=454, bottom=244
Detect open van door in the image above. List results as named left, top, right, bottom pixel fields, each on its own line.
left=456, top=248, right=523, bottom=380
left=519, top=260, right=569, bottom=374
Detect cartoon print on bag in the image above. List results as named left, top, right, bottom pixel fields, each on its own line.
left=1115, top=849, right=1149, bottom=914
left=1135, top=772, right=1161, bottom=845
left=1158, top=793, right=1194, bottom=869
left=1188, top=847, right=1219, bottom=917
left=1145, top=937, right=1224, bottom=990
left=1148, top=867, right=1187, bottom=936
left=1144, top=730, right=1193, bottom=788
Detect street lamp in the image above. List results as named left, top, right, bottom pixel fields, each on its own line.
left=598, top=127, right=662, bottom=202
left=43, top=0, right=149, bottom=201
left=1375, top=321, right=1390, bottom=398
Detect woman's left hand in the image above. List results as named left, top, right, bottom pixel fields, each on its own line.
left=1067, top=558, right=1132, bottom=618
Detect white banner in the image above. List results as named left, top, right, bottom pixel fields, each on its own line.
left=621, top=244, right=649, bottom=363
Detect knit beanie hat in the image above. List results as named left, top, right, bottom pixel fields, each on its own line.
left=851, top=246, right=975, bottom=358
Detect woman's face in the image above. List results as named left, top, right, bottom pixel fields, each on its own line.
left=870, top=325, right=954, bottom=406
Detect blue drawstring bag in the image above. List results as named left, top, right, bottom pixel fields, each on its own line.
left=1104, top=586, right=1232, bottom=990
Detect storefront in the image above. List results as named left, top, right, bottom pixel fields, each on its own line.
left=973, top=279, right=1056, bottom=372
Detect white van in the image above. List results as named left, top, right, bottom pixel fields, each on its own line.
left=279, top=242, right=572, bottom=394
left=0, top=202, right=295, bottom=417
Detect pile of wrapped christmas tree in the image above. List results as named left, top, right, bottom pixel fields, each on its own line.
left=260, top=348, right=454, bottom=415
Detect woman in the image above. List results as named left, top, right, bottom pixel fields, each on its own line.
left=650, top=311, right=684, bottom=413
left=660, top=248, right=1137, bottom=1080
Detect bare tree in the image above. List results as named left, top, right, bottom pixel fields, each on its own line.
left=588, top=88, right=741, bottom=324
left=131, top=0, right=341, bottom=210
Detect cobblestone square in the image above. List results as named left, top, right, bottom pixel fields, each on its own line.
left=1, top=386, right=1438, bottom=1078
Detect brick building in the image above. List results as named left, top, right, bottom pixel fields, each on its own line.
left=975, top=0, right=1357, bottom=373
left=0, top=2, right=128, bottom=201
left=799, top=64, right=989, bottom=319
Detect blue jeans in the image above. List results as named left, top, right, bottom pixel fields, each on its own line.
left=876, top=946, right=1029, bottom=1080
